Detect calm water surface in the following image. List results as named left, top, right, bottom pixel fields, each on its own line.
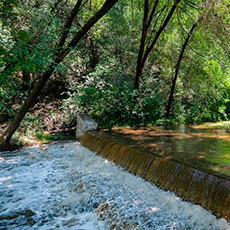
left=102, top=125, right=230, bottom=178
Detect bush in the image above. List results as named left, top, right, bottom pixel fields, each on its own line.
left=62, top=75, right=163, bottom=128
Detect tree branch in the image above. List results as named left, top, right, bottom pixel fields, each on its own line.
left=57, top=0, right=83, bottom=48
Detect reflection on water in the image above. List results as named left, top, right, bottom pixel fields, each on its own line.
left=0, top=141, right=229, bottom=229
left=102, top=124, right=230, bottom=179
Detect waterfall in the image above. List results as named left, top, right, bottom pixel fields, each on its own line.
left=81, top=131, right=230, bottom=220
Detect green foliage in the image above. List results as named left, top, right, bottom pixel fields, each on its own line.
left=0, top=0, right=63, bottom=119
left=1, top=0, right=230, bottom=131
left=62, top=74, right=163, bottom=127
left=35, top=131, right=72, bottom=142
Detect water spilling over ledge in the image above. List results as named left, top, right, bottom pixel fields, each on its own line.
left=81, top=130, right=230, bottom=220
left=1, top=141, right=229, bottom=229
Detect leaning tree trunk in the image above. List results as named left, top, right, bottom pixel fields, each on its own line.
left=134, top=0, right=151, bottom=90
left=134, top=0, right=181, bottom=90
left=165, top=22, right=198, bottom=117
left=0, top=0, right=118, bottom=148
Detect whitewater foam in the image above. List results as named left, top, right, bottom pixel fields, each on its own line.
left=0, top=141, right=229, bottom=229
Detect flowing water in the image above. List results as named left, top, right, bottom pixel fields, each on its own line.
left=0, top=141, right=229, bottom=230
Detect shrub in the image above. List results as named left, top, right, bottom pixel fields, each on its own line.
left=62, top=75, right=163, bottom=128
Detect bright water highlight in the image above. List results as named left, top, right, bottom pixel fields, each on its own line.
left=0, top=141, right=229, bottom=229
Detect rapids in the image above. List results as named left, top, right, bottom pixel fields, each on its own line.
left=0, top=141, right=229, bottom=229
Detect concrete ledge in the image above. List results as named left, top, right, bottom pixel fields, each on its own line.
left=76, top=113, right=97, bottom=138
left=81, top=131, right=230, bottom=220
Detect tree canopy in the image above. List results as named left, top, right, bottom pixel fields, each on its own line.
left=0, top=0, right=230, bottom=147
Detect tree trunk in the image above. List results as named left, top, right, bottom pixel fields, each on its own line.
left=165, top=22, right=198, bottom=117
left=21, top=71, right=31, bottom=91
left=0, top=0, right=118, bottom=147
left=141, top=0, right=181, bottom=68
left=57, top=0, right=83, bottom=48
left=134, top=0, right=149, bottom=90
left=134, top=0, right=180, bottom=90
left=88, top=35, right=98, bottom=69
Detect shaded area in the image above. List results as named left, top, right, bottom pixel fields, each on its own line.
left=98, top=124, right=230, bottom=180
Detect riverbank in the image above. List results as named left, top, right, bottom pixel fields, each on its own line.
left=1, top=121, right=230, bottom=151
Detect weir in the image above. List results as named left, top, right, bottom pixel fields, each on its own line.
left=1, top=141, right=229, bottom=229
left=80, top=130, right=230, bottom=220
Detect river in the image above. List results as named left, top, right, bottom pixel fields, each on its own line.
left=0, top=141, right=229, bottom=229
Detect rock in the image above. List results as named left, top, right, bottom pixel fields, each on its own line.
left=26, top=217, right=36, bottom=226
left=96, top=202, right=109, bottom=213
left=0, top=209, right=35, bottom=221
left=76, top=113, right=98, bottom=138
left=23, top=209, right=35, bottom=217
left=63, top=217, right=77, bottom=226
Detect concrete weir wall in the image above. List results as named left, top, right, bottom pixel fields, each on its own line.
left=81, top=131, right=230, bottom=220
